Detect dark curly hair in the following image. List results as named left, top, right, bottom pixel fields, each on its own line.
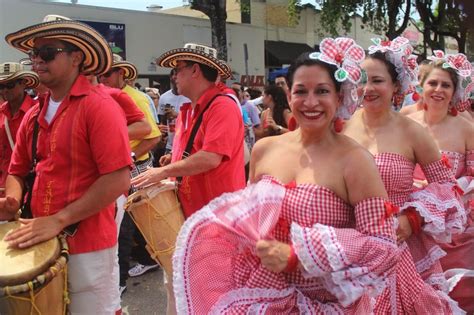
left=263, top=85, right=290, bottom=128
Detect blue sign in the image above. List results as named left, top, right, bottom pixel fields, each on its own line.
left=80, top=20, right=126, bottom=59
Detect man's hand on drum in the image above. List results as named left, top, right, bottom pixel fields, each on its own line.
left=256, top=240, right=292, bottom=273
left=0, top=196, right=20, bottom=221
left=4, top=215, right=63, bottom=249
left=131, top=167, right=167, bottom=188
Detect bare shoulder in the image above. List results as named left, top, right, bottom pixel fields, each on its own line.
left=406, top=109, right=424, bottom=124
left=337, top=135, right=375, bottom=169
left=400, top=113, right=429, bottom=143
left=400, top=113, right=441, bottom=164
left=252, top=137, right=273, bottom=159
left=457, top=116, right=474, bottom=149
left=337, top=135, right=388, bottom=203
left=344, top=138, right=374, bottom=168
left=400, top=105, right=418, bottom=116
left=251, top=136, right=280, bottom=163
left=457, top=114, right=474, bottom=132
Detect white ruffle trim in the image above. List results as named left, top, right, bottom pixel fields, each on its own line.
left=436, top=290, right=466, bottom=315
left=172, top=180, right=286, bottom=315
left=414, top=244, right=447, bottom=274
left=173, top=208, right=216, bottom=315
left=291, top=223, right=327, bottom=276
left=209, top=287, right=347, bottom=314
left=209, top=288, right=294, bottom=315
left=402, top=188, right=466, bottom=243
left=445, top=268, right=474, bottom=293
left=209, top=287, right=295, bottom=314
left=425, top=273, right=449, bottom=292
left=291, top=223, right=388, bottom=307
left=457, top=176, right=474, bottom=195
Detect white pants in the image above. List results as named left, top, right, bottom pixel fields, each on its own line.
left=115, top=194, right=127, bottom=234
left=68, top=245, right=120, bottom=315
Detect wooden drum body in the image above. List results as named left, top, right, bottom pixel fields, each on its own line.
left=125, top=181, right=185, bottom=276
left=0, top=221, right=69, bottom=315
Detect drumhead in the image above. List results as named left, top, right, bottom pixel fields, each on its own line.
left=0, top=221, right=60, bottom=286
left=128, top=180, right=177, bottom=205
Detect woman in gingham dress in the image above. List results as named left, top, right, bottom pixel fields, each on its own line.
left=344, top=38, right=466, bottom=313
left=408, top=53, right=474, bottom=313
left=171, top=38, right=459, bottom=314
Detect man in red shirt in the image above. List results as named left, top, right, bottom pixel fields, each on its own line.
left=132, top=43, right=245, bottom=216
left=0, top=15, right=131, bottom=314
left=132, top=43, right=245, bottom=313
left=0, top=62, right=39, bottom=197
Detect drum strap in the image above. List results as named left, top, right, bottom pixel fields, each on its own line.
left=177, top=94, right=235, bottom=184
left=20, top=114, right=40, bottom=219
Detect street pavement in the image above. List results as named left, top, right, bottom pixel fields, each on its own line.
left=121, top=266, right=167, bottom=315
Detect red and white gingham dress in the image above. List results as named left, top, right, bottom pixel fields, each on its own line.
left=437, top=150, right=474, bottom=313
left=172, top=175, right=461, bottom=314
left=375, top=153, right=467, bottom=291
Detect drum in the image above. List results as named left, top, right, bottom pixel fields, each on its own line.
left=125, top=180, right=185, bottom=276
left=0, top=221, right=69, bottom=315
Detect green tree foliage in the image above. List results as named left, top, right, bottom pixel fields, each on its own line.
left=415, top=0, right=470, bottom=56
left=291, top=0, right=411, bottom=39
left=289, top=0, right=471, bottom=55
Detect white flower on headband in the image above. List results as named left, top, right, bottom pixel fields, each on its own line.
left=428, top=51, right=473, bottom=111
left=368, top=37, right=419, bottom=110
left=368, top=37, right=410, bottom=54
left=428, top=50, right=472, bottom=78
left=309, top=37, right=366, bottom=119
left=309, top=37, right=365, bottom=83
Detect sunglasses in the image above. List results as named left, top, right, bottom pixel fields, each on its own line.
left=27, top=46, right=73, bottom=62
left=0, top=80, right=19, bottom=90
left=100, top=68, right=120, bottom=78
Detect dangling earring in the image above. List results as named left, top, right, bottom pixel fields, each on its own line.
left=449, top=106, right=458, bottom=116
left=412, top=92, right=420, bottom=102
left=334, top=117, right=344, bottom=133
left=288, top=116, right=297, bottom=131
left=448, top=101, right=458, bottom=116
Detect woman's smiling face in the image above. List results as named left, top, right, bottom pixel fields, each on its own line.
left=360, top=58, right=399, bottom=111
left=422, top=68, right=455, bottom=111
left=289, top=64, right=340, bottom=131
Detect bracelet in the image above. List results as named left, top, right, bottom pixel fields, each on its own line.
left=405, top=208, right=422, bottom=235
left=284, top=244, right=299, bottom=273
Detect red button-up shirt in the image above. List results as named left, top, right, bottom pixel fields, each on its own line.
left=172, top=85, right=245, bottom=217
left=0, top=94, right=37, bottom=190
left=97, top=83, right=144, bottom=125
left=9, top=75, right=132, bottom=254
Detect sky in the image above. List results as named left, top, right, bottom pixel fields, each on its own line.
left=49, top=0, right=317, bottom=12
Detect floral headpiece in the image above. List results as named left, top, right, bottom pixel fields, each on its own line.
left=427, top=50, right=473, bottom=112
left=368, top=37, right=419, bottom=110
left=309, top=37, right=365, bottom=119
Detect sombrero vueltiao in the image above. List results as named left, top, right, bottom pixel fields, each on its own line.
left=5, top=15, right=112, bottom=75
left=157, top=43, right=232, bottom=79
left=111, top=54, right=138, bottom=81
left=0, top=62, right=39, bottom=89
